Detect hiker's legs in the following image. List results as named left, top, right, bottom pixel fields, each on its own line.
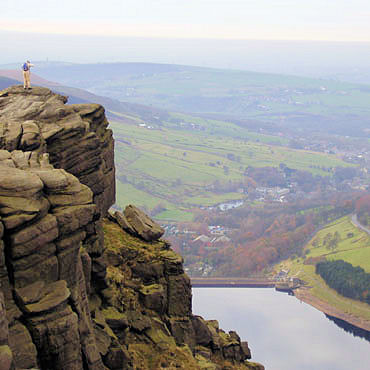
left=23, top=71, right=27, bottom=88
left=26, top=71, right=31, bottom=88
left=24, top=71, right=31, bottom=88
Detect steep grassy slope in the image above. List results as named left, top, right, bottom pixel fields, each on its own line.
left=277, top=216, right=370, bottom=320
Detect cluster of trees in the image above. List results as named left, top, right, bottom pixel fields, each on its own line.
left=169, top=192, right=356, bottom=276
left=355, top=194, right=370, bottom=226
left=221, top=220, right=315, bottom=276
left=243, top=164, right=358, bottom=193
left=208, top=163, right=354, bottom=194
left=211, top=198, right=352, bottom=276
left=316, top=260, right=370, bottom=304
left=245, top=166, right=286, bottom=187
left=312, top=231, right=341, bottom=251
left=333, top=167, right=359, bottom=182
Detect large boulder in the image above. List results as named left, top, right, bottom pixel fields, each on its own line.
left=191, top=316, right=213, bottom=347
left=111, top=205, right=164, bottom=242
left=15, top=280, right=70, bottom=315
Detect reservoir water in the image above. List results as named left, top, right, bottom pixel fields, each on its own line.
left=192, top=288, right=370, bottom=370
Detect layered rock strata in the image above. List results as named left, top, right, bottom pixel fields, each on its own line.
left=0, top=145, right=104, bottom=370
left=0, top=86, right=113, bottom=369
left=0, top=86, right=263, bottom=369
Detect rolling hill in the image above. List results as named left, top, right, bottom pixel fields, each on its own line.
left=33, top=62, right=370, bottom=137
left=277, top=215, right=370, bottom=320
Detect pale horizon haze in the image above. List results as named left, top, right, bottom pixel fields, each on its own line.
left=1, top=0, right=370, bottom=80
left=2, top=0, right=370, bottom=41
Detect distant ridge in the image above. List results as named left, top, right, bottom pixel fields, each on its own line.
left=0, top=70, right=61, bottom=86
left=0, top=76, right=19, bottom=90
left=32, top=62, right=370, bottom=137
left=0, top=60, right=76, bottom=70
left=3, top=62, right=370, bottom=137
left=0, top=71, right=168, bottom=124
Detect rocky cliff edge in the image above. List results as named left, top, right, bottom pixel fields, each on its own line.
left=0, top=86, right=263, bottom=370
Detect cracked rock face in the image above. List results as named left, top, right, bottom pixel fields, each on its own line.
left=0, top=86, right=114, bottom=370
left=0, top=148, right=104, bottom=370
left=0, top=86, right=115, bottom=217
left=0, top=86, right=263, bottom=370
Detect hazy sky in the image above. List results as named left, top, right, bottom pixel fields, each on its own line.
left=2, top=0, right=370, bottom=41
left=2, top=0, right=370, bottom=79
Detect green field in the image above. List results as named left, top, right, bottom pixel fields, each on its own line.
left=167, top=112, right=289, bottom=145
left=301, top=216, right=370, bottom=271
left=277, top=216, right=370, bottom=319
left=183, top=192, right=244, bottom=207
left=111, top=114, right=353, bottom=221
left=116, top=181, right=194, bottom=222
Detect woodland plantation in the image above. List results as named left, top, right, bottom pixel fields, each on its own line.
left=316, top=260, right=370, bottom=304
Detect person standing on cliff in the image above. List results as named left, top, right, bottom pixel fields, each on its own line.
left=22, top=60, right=34, bottom=90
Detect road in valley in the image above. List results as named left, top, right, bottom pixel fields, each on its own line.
left=351, top=214, right=370, bottom=235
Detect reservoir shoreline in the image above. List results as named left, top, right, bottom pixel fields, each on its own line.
left=293, top=286, right=370, bottom=332
left=191, top=277, right=370, bottom=333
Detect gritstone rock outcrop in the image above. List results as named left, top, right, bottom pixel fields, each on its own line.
left=0, top=86, right=264, bottom=370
